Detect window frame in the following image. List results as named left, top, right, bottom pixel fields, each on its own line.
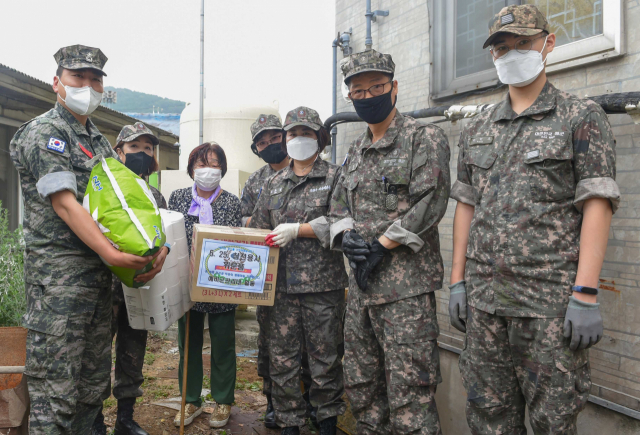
left=429, top=0, right=625, bottom=100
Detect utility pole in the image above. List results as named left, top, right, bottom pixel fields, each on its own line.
left=199, top=0, right=205, bottom=145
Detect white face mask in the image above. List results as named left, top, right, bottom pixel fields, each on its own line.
left=194, top=167, right=222, bottom=191
left=286, top=136, right=318, bottom=161
left=493, top=36, right=549, bottom=88
left=57, top=76, right=103, bottom=115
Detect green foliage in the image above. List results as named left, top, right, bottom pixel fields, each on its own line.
left=0, top=201, right=26, bottom=327
left=103, top=397, right=116, bottom=409
left=144, top=352, right=156, bottom=366
left=103, top=87, right=186, bottom=114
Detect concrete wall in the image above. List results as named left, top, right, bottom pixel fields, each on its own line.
left=335, top=0, right=640, bottom=419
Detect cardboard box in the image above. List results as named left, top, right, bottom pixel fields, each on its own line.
left=190, top=224, right=279, bottom=306
left=121, top=209, right=194, bottom=331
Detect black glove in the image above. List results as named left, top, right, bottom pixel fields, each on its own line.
left=342, top=230, right=370, bottom=270
left=355, top=239, right=390, bottom=292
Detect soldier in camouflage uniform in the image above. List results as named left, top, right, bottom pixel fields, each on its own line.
left=448, top=6, right=620, bottom=434
left=10, top=45, right=166, bottom=435
left=329, top=50, right=451, bottom=434
left=249, top=107, right=348, bottom=435
left=92, top=122, right=171, bottom=435
left=241, top=115, right=315, bottom=429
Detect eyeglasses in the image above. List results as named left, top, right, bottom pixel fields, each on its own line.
left=490, top=34, right=547, bottom=59
left=348, top=81, right=392, bottom=100
left=256, top=133, right=283, bottom=149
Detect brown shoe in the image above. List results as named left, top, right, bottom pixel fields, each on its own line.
left=173, top=404, right=203, bottom=427
left=209, top=403, right=231, bottom=428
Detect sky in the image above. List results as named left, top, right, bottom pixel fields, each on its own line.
left=0, top=0, right=337, bottom=121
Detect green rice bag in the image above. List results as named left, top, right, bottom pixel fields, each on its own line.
left=83, top=156, right=166, bottom=288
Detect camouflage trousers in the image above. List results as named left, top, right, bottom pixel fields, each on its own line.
left=257, top=304, right=313, bottom=397
left=23, top=283, right=112, bottom=435
left=108, top=278, right=148, bottom=400
left=459, top=306, right=591, bottom=435
left=344, top=291, right=442, bottom=435
left=268, top=289, right=346, bottom=427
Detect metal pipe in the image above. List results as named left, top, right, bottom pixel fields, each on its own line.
left=0, top=366, right=24, bottom=374
left=324, top=92, right=640, bottom=132
left=331, top=37, right=339, bottom=164
left=365, top=0, right=373, bottom=50
left=199, top=0, right=204, bottom=145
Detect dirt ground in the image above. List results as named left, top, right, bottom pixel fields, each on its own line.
left=102, top=333, right=348, bottom=435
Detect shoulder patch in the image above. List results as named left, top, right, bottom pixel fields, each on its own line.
left=47, top=137, right=67, bottom=153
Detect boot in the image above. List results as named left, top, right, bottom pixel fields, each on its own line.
left=281, top=427, right=300, bottom=435
left=319, top=416, right=337, bottom=435
left=302, top=391, right=318, bottom=428
left=264, top=393, right=277, bottom=429
left=91, top=406, right=107, bottom=435
left=114, top=398, right=149, bottom=435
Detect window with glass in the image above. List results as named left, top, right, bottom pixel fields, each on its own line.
left=430, top=0, right=623, bottom=99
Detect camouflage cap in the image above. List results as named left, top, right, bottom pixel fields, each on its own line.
left=54, top=45, right=108, bottom=76
left=115, top=122, right=159, bottom=148
left=250, top=114, right=282, bottom=140
left=283, top=107, right=323, bottom=131
left=483, top=5, right=549, bottom=49
left=340, top=49, right=395, bottom=83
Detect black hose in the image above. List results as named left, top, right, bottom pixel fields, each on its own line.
left=324, top=92, right=640, bottom=131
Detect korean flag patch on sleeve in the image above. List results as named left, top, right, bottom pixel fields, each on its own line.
left=47, top=137, right=67, bottom=153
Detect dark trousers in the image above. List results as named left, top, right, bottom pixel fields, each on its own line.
left=269, top=290, right=346, bottom=427
left=257, top=305, right=313, bottom=397
left=178, top=309, right=236, bottom=406
left=110, top=280, right=148, bottom=400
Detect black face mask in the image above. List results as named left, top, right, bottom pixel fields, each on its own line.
left=124, top=151, right=155, bottom=176
left=258, top=142, right=288, bottom=164
left=352, top=89, right=396, bottom=125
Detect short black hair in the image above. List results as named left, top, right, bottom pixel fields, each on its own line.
left=345, top=72, right=394, bottom=89
left=56, top=66, right=64, bottom=77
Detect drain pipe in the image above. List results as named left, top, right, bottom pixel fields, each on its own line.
left=365, top=0, right=373, bottom=50
left=365, top=0, right=389, bottom=51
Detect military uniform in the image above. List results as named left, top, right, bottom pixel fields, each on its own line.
left=249, top=108, right=349, bottom=428
left=108, top=122, right=166, bottom=403
left=9, top=45, right=118, bottom=434
left=453, top=80, right=619, bottom=434
left=329, top=50, right=451, bottom=434
left=451, top=8, right=620, bottom=433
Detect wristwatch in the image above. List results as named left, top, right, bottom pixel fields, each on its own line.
left=572, top=285, right=598, bottom=295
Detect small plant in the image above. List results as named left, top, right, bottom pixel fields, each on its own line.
left=0, top=201, right=26, bottom=327
left=144, top=352, right=156, bottom=366
left=103, top=397, right=116, bottom=409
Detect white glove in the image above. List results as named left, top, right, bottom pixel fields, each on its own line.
left=269, top=223, right=300, bottom=247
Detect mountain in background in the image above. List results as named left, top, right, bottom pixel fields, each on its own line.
left=104, top=87, right=186, bottom=114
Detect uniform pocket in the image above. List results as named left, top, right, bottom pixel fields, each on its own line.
left=23, top=309, right=70, bottom=379
left=390, top=319, right=440, bottom=386
left=266, top=193, right=286, bottom=210
left=524, top=139, right=575, bottom=202
left=465, top=145, right=498, bottom=204
left=550, top=347, right=590, bottom=415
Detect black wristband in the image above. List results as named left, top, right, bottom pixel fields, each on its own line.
left=572, top=285, right=598, bottom=295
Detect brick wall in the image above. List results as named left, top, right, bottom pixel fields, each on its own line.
left=335, top=0, right=640, bottom=411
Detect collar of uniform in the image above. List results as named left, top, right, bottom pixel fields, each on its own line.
left=55, top=102, right=91, bottom=137
left=491, top=80, right=557, bottom=122
left=284, top=156, right=328, bottom=183
left=361, top=110, right=403, bottom=153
